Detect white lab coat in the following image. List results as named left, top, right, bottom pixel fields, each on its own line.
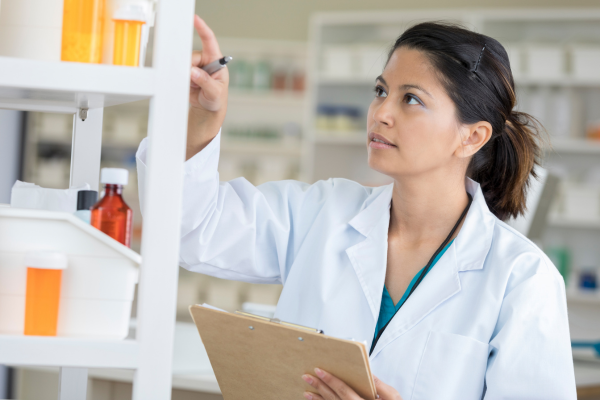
left=137, top=132, right=576, bottom=400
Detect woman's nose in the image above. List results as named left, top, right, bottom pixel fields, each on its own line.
left=372, top=99, right=394, bottom=127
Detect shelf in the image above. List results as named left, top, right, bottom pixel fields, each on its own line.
left=36, top=138, right=139, bottom=152
left=228, top=90, right=306, bottom=108
left=85, top=368, right=222, bottom=394
left=311, top=133, right=600, bottom=155
left=0, top=335, right=139, bottom=368
left=317, top=74, right=600, bottom=88
left=514, top=77, right=600, bottom=88
left=0, top=56, right=155, bottom=114
left=567, top=293, right=600, bottom=304
left=314, top=131, right=366, bottom=145
left=548, top=139, right=600, bottom=155
left=548, top=215, right=600, bottom=230
left=318, top=75, right=375, bottom=86
left=221, top=140, right=303, bottom=156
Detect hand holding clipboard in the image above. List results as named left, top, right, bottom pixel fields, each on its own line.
left=189, top=304, right=377, bottom=400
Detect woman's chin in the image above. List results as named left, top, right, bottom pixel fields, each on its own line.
left=367, top=159, right=397, bottom=180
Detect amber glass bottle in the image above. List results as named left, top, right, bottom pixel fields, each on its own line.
left=91, top=168, right=133, bottom=247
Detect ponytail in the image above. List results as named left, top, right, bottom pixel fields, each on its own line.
left=468, top=111, right=543, bottom=221
left=391, top=22, right=545, bottom=221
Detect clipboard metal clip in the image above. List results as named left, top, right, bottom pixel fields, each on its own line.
left=234, top=311, right=324, bottom=334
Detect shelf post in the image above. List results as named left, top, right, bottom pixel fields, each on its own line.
left=58, top=367, right=88, bottom=400
left=132, top=0, right=195, bottom=399
left=70, top=108, right=104, bottom=191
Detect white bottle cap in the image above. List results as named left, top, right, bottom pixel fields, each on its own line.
left=24, top=251, right=68, bottom=270
left=101, top=168, right=129, bottom=186
left=113, top=2, right=149, bottom=22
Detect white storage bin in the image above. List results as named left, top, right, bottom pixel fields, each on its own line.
left=503, top=44, right=523, bottom=80
left=321, top=45, right=355, bottom=78
left=525, top=45, right=566, bottom=80
left=562, top=183, right=600, bottom=221
left=0, top=0, right=64, bottom=61
left=0, top=207, right=141, bottom=339
left=355, top=44, right=387, bottom=78
left=571, top=46, right=600, bottom=81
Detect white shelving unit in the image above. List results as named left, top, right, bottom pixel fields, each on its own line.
left=0, top=1, right=195, bottom=399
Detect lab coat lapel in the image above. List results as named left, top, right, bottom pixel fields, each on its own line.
left=345, top=184, right=394, bottom=322
left=370, top=243, right=461, bottom=358
left=370, top=179, right=496, bottom=358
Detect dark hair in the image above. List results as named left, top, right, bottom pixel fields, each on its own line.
left=388, top=22, right=543, bottom=221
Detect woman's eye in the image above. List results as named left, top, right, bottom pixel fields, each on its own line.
left=405, top=94, right=421, bottom=105
left=374, top=86, right=387, bottom=98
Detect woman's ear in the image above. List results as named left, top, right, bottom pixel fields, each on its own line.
left=456, top=121, right=493, bottom=158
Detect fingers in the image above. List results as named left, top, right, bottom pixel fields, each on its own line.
left=190, top=66, right=218, bottom=91
left=374, top=375, right=403, bottom=400
left=304, top=391, right=325, bottom=400
left=303, top=374, right=339, bottom=400
left=316, top=368, right=363, bottom=400
left=193, top=15, right=222, bottom=61
left=190, top=66, right=224, bottom=111
left=191, top=50, right=203, bottom=67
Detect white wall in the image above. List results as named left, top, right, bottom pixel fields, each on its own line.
left=0, top=110, right=22, bottom=203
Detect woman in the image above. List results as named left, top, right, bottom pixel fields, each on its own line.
left=137, top=16, right=576, bottom=400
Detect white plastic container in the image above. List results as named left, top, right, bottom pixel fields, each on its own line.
left=321, top=45, right=355, bottom=78
left=571, top=46, right=600, bottom=81
left=356, top=44, right=387, bottom=78
left=503, top=44, right=523, bottom=80
left=0, top=0, right=64, bottom=60
left=0, top=207, right=140, bottom=339
left=525, top=45, right=566, bottom=80
left=562, top=183, right=600, bottom=222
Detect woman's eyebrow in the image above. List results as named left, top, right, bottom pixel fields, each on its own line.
left=401, top=84, right=433, bottom=98
left=375, top=76, right=433, bottom=99
left=375, top=75, right=387, bottom=86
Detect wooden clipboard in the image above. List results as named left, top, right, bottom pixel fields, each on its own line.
left=189, top=305, right=377, bottom=400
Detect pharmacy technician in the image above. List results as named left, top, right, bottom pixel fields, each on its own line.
left=137, top=16, right=576, bottom=400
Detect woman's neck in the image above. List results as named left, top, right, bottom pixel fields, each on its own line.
left=389, top=171, right=469, bottom=246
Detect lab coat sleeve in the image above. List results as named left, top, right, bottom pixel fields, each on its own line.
left=484, top=257, right=576, bottom=399
left=136, top=132, right=333, bottom=284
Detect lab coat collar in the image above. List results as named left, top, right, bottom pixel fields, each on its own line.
left=455, top=178, right=496, bottom=272
left=368, top=178, right=496, bottom=357
left=345, top=184, right=394, bottom=320
left=348, top=179, right=496, bottom=272
left=345, top=178, right=496, bottom=353
left=348, top=184, right=394, bottom=237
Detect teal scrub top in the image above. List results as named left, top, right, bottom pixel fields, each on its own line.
left=373, top=239, right=455, bottom=342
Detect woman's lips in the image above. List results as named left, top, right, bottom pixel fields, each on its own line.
left=369, top=133, right=396, bottom=149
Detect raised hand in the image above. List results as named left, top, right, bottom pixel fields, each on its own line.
left=189, top=15, right=229, bottom=112
left=186, top=15, right=229, bottom=160
left=302, top=369, right=403, bottom=400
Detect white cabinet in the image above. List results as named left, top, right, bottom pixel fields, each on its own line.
left=0, top=1, right=196, bottom=399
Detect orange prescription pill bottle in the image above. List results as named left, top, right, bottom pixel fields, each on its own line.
left=61, top=0, right=105, bottom=63
left=113, top=4, right=147, bottom=66
left=24, top=252, right=68, bottom=336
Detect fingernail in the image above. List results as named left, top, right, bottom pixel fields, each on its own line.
left=304, top=392, right=313, bottom=400
left=302, top=374, right=313, bottom=384
left=315, top=368, right=325, bottom=378
left=191, top=67, right=200, bottom=79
